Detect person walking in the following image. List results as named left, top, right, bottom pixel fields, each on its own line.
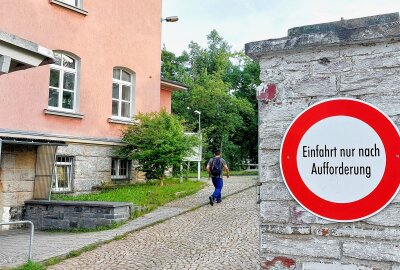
left=206, top=149, right=230, bottom=206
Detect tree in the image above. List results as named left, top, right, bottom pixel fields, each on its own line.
left=162, top=30, right=260, bottom=169
left=117, top=110, right=198, bottom=186
left=225, top=52, right=261, bottom=163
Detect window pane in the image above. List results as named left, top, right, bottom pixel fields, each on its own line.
left=112, top=100, right=119, bottom=116
left=62, top=91, right=74, bottom=109
left=53, top=156, right=73, bottom=191
left=113, top=69, right=120, bottom=80
left=48, top=88, right=59, bottom=107
left=122, top=85, right=131, bottom=101
left=56, top=166, right=68, bottom=188
left=53, top=52, right=62, bottom=66
left=63, top=55, right=76, bottom=69
left=63, top=72, right=75, bottom=90
left=49, top=69, right=60, bottom=87
left=121, top=70, right=131, bottom=82
left=112, top=83, right=119, bottom=99
left=111, top=159, right=117, bottom=176
left=121, top=102, right=130, bottom=118
left=120, top=161, right=128, bottom=176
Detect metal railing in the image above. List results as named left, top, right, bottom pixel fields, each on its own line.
left=239, top=163, right=259, bottom=171
left=0, top=221, right=34, bottom=261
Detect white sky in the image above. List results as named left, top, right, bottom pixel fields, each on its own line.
left=162, top=0, right=400, bottom=55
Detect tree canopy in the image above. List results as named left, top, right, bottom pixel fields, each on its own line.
left=162, top=30, right=260, bottom=169
left=117, top=110, right=198, bottom=184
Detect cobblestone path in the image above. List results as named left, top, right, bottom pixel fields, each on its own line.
left=49, top=187, right=259, bottom=270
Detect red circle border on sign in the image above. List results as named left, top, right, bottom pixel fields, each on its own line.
left=280, top=98, right=400, bottom=222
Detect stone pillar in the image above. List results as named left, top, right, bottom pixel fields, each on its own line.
left=246, top=13, right=400, bottom=269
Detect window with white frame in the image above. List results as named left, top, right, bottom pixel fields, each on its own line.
left=52, top=156, right=74, bottom=192
left=60, top=0, right=82, bottom=8
left=111, top=158, right=129, bottom=179
left=48, top=52, right=78, bottom=111
left=112, top=68, right=134, bottom=119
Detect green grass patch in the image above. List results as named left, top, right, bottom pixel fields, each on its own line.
left=185, top=170, right=258, bottom=178
left=14, top=261, right=45, bottom=270
left=43, top=257, right=63, bottom=267
left=51, top=178, right=205, bottom=212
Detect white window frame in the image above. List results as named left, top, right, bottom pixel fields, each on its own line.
left=112, top=68, right=134, bottom=120
left=52, top=156, right=74, bottom=192
left=57, top=0, right=83, bottom=9
left=50, top=0, right=87, bottom=16
left=48, top=52, right=79, bottom=113
left=111, top=158, right=130, bottom=180
left=59, top=0, right=82, bottom=8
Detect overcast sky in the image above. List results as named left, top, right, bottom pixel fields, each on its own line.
left=162, top=0, right=400, bottom=55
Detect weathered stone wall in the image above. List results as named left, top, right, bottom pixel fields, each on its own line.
left=56, top=143, right=143, bottom=194
left=0, top=142, right=143, bottom=226
left=24, top=200, right=133, bottom=230
left=246, top=13, right=400, bottom=269
left=0, top=144, right=36, bottom=228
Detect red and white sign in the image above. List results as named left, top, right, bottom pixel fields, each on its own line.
left=280, top=98, right=400, bottom=222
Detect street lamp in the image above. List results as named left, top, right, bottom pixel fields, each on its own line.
left=194, top=110, right=201, bottom=133
left=161, top=16, right=179, bottom=23
left=194, top=110, right=201, bottom=180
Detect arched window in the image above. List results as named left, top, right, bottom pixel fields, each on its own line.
left=48, top=52, right=78, bottom=111
left=112, top=68, right=134, bottom=119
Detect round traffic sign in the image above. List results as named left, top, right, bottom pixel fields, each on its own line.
left=280, top=98, right=400, bottom=222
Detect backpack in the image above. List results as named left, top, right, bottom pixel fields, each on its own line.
left=210, top=157, right=223, bottom=177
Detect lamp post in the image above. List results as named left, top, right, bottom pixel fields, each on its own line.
left=194, top=110, right=201, bottom=180
left=161, top=16, right=179, bottom=23
left=194, top=110, right=201, bottom=134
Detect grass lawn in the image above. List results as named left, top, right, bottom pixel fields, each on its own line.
left=14, top=261, right=45, bottom=270
left=51, top=178, right=205, bottom=214
left=185, top=170, right=258, bottom=179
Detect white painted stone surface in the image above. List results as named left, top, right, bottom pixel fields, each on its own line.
left=302, top=261, right=379, bottom=270
left=261, top=224, right=311, bottom=235
left=249, top=13, right=400, bottom=269
left=260, top=201, right=290, bottom=223
left=392, top=264, right=400, bottom=270
left=262, top=235, right=341, bottom=259
left=365, top=205, right=400, bottom=227
left=259, top=182, right=292, bottom=201
left=313, top=225, right=400, bottom=240
left=259, top=165, right=281, bottom=183
left=290, top=205, right=333, bottom=225
left=343, top=241, right=400, bottom=263
left=259, top=150, right=280, bottom=167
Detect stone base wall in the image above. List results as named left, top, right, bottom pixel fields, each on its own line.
left=246, top=13, right=400, bottom=270
left=56, top=143, right=143, bottom=194
left=0, top=142, right=144, bottom=226
left=24, top=200, right=133, bottom=230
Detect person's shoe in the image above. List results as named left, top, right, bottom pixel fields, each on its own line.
left=209, top=196, right=214, bottom=206
left=216, top=200, right=222, bottom=204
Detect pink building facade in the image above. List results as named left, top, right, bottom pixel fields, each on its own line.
left=0, top=0, right=178, bottom=224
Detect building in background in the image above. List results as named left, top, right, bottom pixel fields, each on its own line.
left=0, top=0, right=183, bottom=225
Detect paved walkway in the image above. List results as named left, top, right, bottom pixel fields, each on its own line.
left=48, top=186, right=259, bottom=270
left=0, top=176, right=257, bottom=269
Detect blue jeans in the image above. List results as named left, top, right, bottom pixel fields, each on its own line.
left=211, top=177, right=224, bottom=203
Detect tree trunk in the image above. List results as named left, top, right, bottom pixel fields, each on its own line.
left=160, top=177, right=164, bottom=186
